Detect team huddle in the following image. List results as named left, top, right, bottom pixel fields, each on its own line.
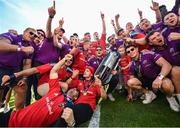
left=0, top=0, right=180, bottom=127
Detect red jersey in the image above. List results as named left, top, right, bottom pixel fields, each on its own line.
left=72, top=49, right=86, bottom=74
left=36, top=63, right=53, bottom=74
left=133, top=33, right=151, bottom=51
left=70, top=79, right=101, bottom=110
left=90, top=34, right=106, bottom=55
left=36, top=64, right=72, bottom=85
left=9, top=79, right=65, bottom=127
left=119, top=55, right=131, bottom=75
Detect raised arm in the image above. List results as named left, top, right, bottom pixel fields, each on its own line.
left=46, top=1, right=56, bottom=38
left=137, top=8, right=143, bottom=21
left=171, top=0, right=180, bottom=15
left=59, top=17, right=64, bottom=28
left=101, top=12, right=106, bottom=34
left=50, top=54, right=73, bottom=79
left=150, top=0, right=162, bottom=22
left=111, top=19, right=118, bottom=35
left=115, top=14, right=121, bottom=30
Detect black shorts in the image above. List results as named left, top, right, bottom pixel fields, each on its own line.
left=0, top=109, right=13, bottom=127
left=73, top=103, right=93, bottom=126
left=138, top=77, right=154, bottom=90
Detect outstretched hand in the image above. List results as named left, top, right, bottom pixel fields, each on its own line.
left=111, top=19, right=115, bottom=26
left=59, top=17, right=64, bottom=27
left=115, top=14, right=120, bottom=20
left=61, top=108, right=75, bottom=127
left=1, top=75, right=10, bottom=86
left=71, top=70, right=79, bottom=79
left=64, top=54, right=73, bottom=62
left=94, top=75, right=102, bottom=86
left=48, top=1, right=56, bottom=18
left=100, top=12, right=105, bottom=20
left=150, top=0, right=159, bottom=11
left=137, top=8, right=143, bottom=17
left=21, top=46, right=34, bottom=54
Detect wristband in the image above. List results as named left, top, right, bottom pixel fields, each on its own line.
left=49, top=15, right=54, bottom=19
left=22, top=77, right=27, bottom=81
left=50, top=63, right=56, bottom=67
left=9, top=74, right=17, bottom=81
left=68, top=120, right=76, bottom=127
left=17, top=47, right=21, bottom=52
left=6, top=74, right=17, bottom=87
left=158, top=74, right=164, bottom=80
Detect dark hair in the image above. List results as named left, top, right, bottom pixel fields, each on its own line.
left=93, top=32, right=98, bottom=35
left=116, top=28, right=124, bottom=34
left=107, top=36, right=111, bottom=42
left=60, top=28, right=65, bottom=33
left=159, top=5, right=168, bottom=19
left=24, top=27, right=35, bottom=33
left=73, top=33, right=78, bottom=37
left=84, top=32, right=90, bottom=36
left=145, top=30, right=159, bottom=43
left=70, top=35, right=74, bottom=38
left=107, top=34, right=115, bottom=43
left=140, top=18, right=148, bottom=23
left=37, top=29, right=46, bottom=38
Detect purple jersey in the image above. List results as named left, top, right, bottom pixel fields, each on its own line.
left=161, top=25, right=180, bottom=37
left=59, top=44, right=71, bottom=59
left=34, top=38, right=60, bottom=64
left=0, top=32, right=32, bottom=69
left=140, top=22, right=165, bottom=35
left=110, top=40, right=123, bottom=51
left=152, top=39, right=180, bottom=66
left=87, top=56, right=103, bottom=70
left=130, top=51, right=161, bottom=79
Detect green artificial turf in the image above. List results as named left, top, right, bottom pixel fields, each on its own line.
left=100, top=91, right=180, bottom=127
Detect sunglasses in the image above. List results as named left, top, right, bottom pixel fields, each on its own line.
left=126, top=48, right=135, bottom=54
left=29, top=31, right=38, bottom=38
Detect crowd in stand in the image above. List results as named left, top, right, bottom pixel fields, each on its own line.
left=0, top=0, right=179, bottom=127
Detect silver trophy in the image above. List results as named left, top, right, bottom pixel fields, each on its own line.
left=94, top=51, right=121, bottom=85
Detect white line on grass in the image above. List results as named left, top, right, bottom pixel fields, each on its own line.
left=88, top=105, right=101, bottom=128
